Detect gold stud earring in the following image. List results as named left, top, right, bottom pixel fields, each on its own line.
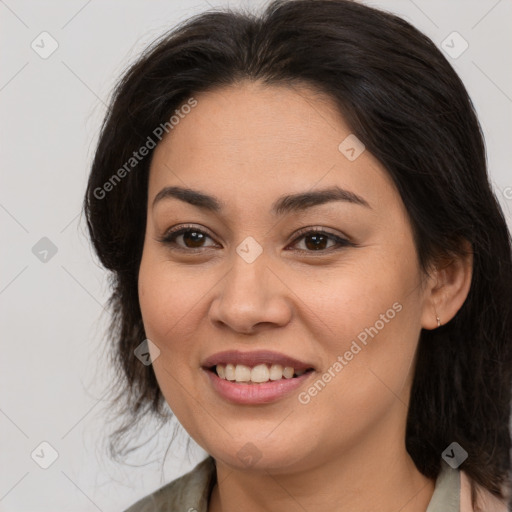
left=436, top=315, right=441, bottom=328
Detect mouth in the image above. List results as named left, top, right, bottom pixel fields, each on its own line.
left=205, top=363, right=314, bottom=384
left=200, top=350, right=316, bottom=404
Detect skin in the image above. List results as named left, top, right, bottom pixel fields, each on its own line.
left=138, top=80, right=473, bottom=512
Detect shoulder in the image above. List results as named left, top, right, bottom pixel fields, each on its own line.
left=123, top=456, right=216, bottom=512
left=460, top=470, right=510, bottom=512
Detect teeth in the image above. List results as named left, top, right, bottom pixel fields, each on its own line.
left=225, top=363, right=236, bottom=381
left=215, top=363, right=308, bottom=383
left=216, top=364, right=225, bottom=379
left=282, top=366, right=294, bottom=379
left=251, top=364, right=270, bottom=383
left=269, top=364, right=283, bottom=381
left=235, top=364, right=251, bottom=382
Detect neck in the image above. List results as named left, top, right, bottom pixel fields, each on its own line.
left=207, top=419, right=435, bottom=512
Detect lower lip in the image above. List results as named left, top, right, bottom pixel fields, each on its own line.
left=203, top=368, right=314, bottom=405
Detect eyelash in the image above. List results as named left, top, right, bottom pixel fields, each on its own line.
left=158, top=224, right=354, bottom=254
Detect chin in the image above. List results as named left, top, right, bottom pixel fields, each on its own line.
left=207, top=439, right=313, bottom=474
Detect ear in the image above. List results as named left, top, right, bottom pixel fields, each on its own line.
left=420, top=240, right=473, bottom=330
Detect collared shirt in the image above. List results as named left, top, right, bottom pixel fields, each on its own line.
left=123, top=456, right=508, bottom=512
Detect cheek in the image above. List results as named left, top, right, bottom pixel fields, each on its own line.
left=137, top=243, right=227, bottom=412
left=138, top=248, right=209, bottom=342
left=137, top=226, right=424, bottom=433
left=298, top=240, right=421, bottom=350
left=138, top=250, right=203, bottom=390
left=299, top=244, right=423, bottom=422
left=138, top=253, right=206, bottom=426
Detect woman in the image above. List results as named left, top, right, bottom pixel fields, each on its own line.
left=84, top=0, right=512, bottom=510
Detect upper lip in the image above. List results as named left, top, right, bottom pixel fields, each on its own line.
left=201, top=350, right=315, bottom=371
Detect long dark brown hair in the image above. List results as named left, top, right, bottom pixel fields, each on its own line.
left=84, top=0, right=512, bottom=505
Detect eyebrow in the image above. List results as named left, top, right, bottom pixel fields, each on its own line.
left=152, top=185, right=371, bottom=215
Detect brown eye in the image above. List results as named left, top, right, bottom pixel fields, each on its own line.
left=159, top=226, right=352, bottom=253
left=160, top=227, right=217, bottom=250
left=290, top=229, right=352, bottom=252
left=303, top=233, right=330, bottom=251
left=181, top=230, right=207, bottom=248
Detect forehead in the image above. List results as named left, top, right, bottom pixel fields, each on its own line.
left=153, top=80, right=347, bottom=168
left=148, top=80, right=399, bottom=214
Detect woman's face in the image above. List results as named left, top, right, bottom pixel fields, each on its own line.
left=138, top=81, right=432, bottom=472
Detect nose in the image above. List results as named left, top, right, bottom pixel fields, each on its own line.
left=208, top=249, right=293, bottom=334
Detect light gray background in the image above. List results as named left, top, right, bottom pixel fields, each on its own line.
left=1, top=1, right=511, bottom=511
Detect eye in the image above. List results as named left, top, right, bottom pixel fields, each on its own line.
left=159, top=225, right=217, bottom=250
left=288, top=228, right=353, bottom=252
left=158, top=225, right=353, bottom=253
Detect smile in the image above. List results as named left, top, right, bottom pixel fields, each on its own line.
left=212, top=363, right=311, bottom=383
left=201, top=350, right=316, bottom=404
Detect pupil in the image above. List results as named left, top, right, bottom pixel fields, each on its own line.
left=184, top=231, right=205, bottom=248
left=181, top=232, right=328, bottom=250
left=305, top=234, right=327, bottom=250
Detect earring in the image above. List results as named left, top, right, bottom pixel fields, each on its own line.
left=436, top=315, right=441, bottom=328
